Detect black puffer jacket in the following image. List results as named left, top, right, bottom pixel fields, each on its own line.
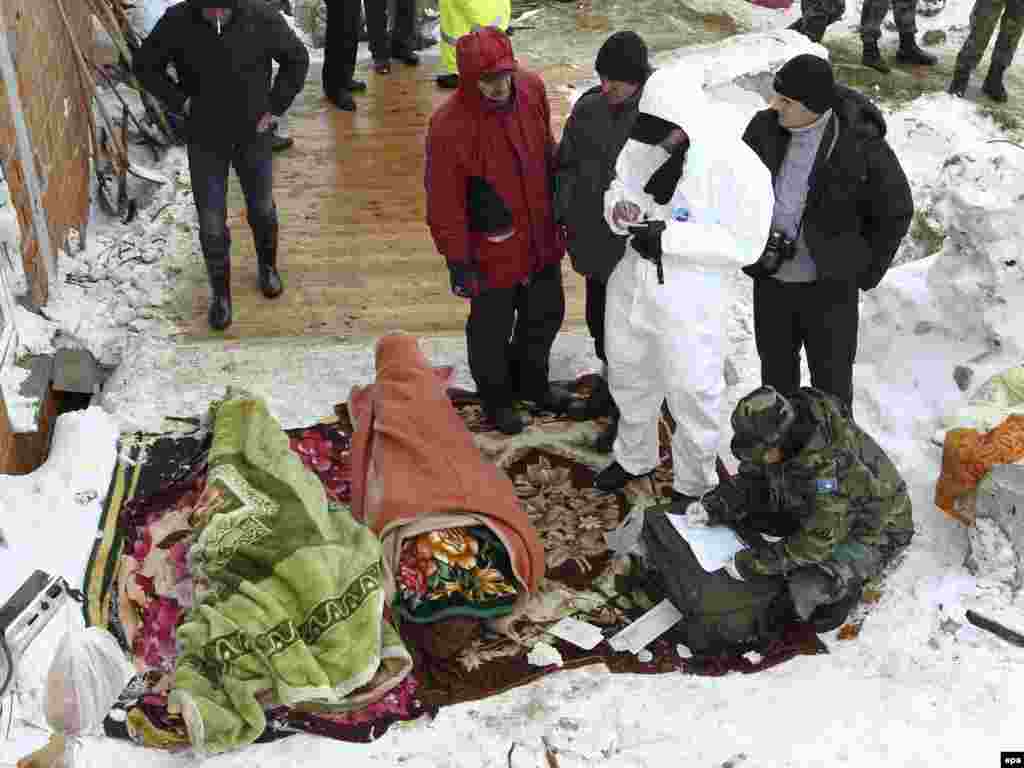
left=742, top=85, right=913, bottom=290
left=135, top=0, right=309, bottom=147
left=553, top=85, right=642, bottom=282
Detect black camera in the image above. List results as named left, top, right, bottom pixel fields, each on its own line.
left=742, top=230, right=796, bottom=279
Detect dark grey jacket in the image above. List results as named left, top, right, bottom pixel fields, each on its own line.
left=553, top=85, right=642, bottom=282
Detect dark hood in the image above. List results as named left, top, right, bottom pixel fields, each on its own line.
left=834, top=84, right=887, bottom=141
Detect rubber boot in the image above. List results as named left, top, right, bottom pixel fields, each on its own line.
left=201, top=232, right=232, bottom=330
left=862, top=40, right=891, bottom=73
left=948, top=69, right=970, bottom=97
left=982, top=63, right=1008, bottom=103
left=895, top=32, right=937, bottom=65
left=254, top=217, right=284, bottom=298
left=594, top=404, right=619, bottom=454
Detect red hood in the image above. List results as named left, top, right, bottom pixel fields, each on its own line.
left=456, top=27, right=517, bottom=105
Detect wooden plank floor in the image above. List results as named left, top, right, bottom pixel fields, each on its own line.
left=177, top=59, right=588, bottom=340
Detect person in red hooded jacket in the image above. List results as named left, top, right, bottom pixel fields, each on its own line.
left=424, top=27, right=574, bottom=436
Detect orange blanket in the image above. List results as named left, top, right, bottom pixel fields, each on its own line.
left=934, top=414, right=1024, bottom=523
left=349, top=333, right=544, bottom=596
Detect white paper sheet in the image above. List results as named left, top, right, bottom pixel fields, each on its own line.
left=665, top=513, right=749, bottom=573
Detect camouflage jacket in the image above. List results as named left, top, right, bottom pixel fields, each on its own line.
left=732, top=388, right=913, bottom=579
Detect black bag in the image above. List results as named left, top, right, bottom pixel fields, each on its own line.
left=641, top=503, right=791, bottom=655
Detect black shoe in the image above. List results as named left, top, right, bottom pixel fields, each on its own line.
left=329, top=90, right=356, bottom=111
left=808, top=584, right=862, bottom=633
left=895, top=35, right=937, bottom=66
left=373, top=58, right=391, bottom=74
left=594, top=461, right=645, bottom=493
left=259, top=265, right=283, bottom=298
left=531, top=384, right=577, bottom=415
left=270, top=133, right=294, bottom=152
left=487, top=406, right=525, bottom=435
left=862, top=41, right=891, bottom=73
left=594, top=414, right=618, bottom=454
left=948, top=70, right=970, bottom=98
left=392, top=47, right=420, bottom=66
left=982, top=68, right=1008, bottom=102
left=345, top=79, right=368, bottom=92
left=436, top=74, right=459, bottom=89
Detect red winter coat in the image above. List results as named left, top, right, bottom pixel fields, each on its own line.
left=424, top=28, right=564, bottom=291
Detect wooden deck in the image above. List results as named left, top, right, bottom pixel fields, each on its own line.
left=177, top=59, right=589, bottom=340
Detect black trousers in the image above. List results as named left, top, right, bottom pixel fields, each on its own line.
left=752, top=277, right=859, bottom=408
left=466, top=263, right=566, bottom=410
left=323, top=0, right=361, bottom=96
left=365, top=0, right=417, bottom=60
left=584, top=275, right=608, bottom=364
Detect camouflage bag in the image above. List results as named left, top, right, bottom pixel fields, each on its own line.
left=641, top=504, right=791, bottom=654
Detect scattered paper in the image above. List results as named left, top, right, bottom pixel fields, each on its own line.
left=547, top=617, right=604, bottom=650
left=609, top=598, right=684, bottom=654
left=666, top=513, right=749, bottom=572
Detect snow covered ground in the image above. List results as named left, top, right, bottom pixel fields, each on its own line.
left=4, top=1, right=1024, bottom=766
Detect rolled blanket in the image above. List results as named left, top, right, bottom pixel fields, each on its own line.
left=349, top=333, right=545, bottom=602
left=168, top=391, right=410, bottom=755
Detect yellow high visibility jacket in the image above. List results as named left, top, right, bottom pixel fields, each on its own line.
left=438, top=0, right=511, bottom=75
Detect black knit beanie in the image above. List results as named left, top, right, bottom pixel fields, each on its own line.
left=595, top=31, right=651, bottom=85
left=773, top=54, right=835, bottom=115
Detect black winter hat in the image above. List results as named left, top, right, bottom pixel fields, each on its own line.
left=773, top=54, right=835, bottom=115
left=595, top=31, right=651, bottom=85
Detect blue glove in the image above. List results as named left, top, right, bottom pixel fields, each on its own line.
left=448, top=262, right=482, bottom=299
left=627, top=220, right=666, bottom=261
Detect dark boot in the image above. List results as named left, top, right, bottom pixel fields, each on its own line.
left=593, top=460, right=646, bottom=493
left=948, top=69, right=970, bottom=97
left=585, top=376, right=614, bottom=418
left=594, top=405, right=619, bottom=454
left=862, top=41, right=891, bottom=73
left=201, top=233, right=232, bottom=331
left=254, top=220, right=283, bottom=299
left=982, top=64, right=1008, bottom=103
left=896, top=32, right=937, bottom=65
left=531, top=384, right=577, bottom=415
left=809, top=583, right=863, bottom=633
left=486, top=405, right=525, bottom=435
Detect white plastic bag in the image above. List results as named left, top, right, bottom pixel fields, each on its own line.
left=16, top=628, right=133, bottom=768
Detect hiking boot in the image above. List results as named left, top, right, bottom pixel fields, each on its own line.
left=270, top=133, right=294, bottom=152
left=373, top=58, right=391, bottom=74
left=328, top=89, right=356, bottom=111
left=948, top=69, right=970, bottom=98
left=594, top=461, right=646, bottom=493
left=808, top=584, right=863, bottom=633
left=488, top=405, right=525, bottom=435
left=982, top=65, right=1008, bottom=103
left=895, top=33, right=937, bottom=66
left=594, top=409, right=619, bottom=454
left=862, top=41, right=890, bottom=73
left=531, top=384, right=577, bottom=415
left=436, top=73, right=459, bottom=89
left=392, top=46, right=420, bottom=66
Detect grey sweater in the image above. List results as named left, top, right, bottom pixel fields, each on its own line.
left=771, top=109, right=833, bottom=283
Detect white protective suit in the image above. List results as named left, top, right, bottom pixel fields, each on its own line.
left=602, top=67, right=774, bottom=496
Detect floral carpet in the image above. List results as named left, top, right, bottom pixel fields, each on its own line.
left=85, top=377, right=826, bottom=750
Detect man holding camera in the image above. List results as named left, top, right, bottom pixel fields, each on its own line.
left=593, top=68, right=773, bottom=505
left=741, top=54, right=913, bottom=411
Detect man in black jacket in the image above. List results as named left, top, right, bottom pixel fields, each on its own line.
left=741, top=54, right=912, bottom=410
left=135, top=0, right=309, bottom=331
left=553, top=32, right=651, bottom=451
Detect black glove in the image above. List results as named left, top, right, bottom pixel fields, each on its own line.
left=448, top=262, right=482, bottom=299
left=627, top=220, right=665, bottom=261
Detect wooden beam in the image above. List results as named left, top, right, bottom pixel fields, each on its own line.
left=0, top=2, right=57, bottom=307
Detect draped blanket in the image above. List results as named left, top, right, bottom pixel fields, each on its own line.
left=348, top=333, right=546, bottom=607
left=168, top=392, right=411, bottom=755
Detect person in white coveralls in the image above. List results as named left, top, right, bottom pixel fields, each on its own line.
left=593, top=67, right=775, bottom=508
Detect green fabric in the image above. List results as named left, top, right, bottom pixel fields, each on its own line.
left=169, top=391, right=408, bottom=755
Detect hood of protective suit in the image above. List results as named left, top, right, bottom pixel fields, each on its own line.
left=456, top=27, right=518, bottom=108
left=613, top=67, right=712, bottom=206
